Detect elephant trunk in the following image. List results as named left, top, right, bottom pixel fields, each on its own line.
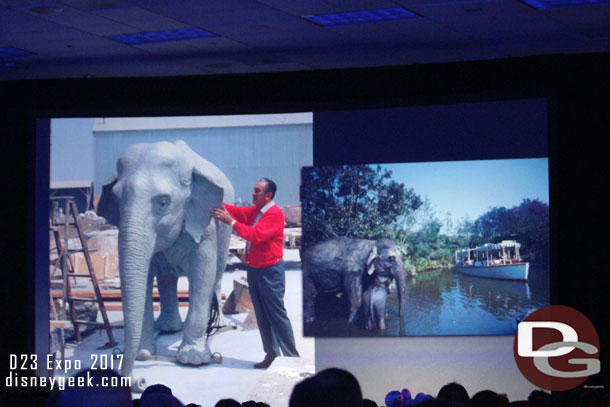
left=395, top=262, right=409, bottom=335
left=117, top=216, right=155, bottom=385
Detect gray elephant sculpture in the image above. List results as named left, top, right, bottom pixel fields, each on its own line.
left=97, top=140, right=234, bottom=390
left=302, top=237, right=409, bottom=333
left=361, top=274, right=391, bottom=331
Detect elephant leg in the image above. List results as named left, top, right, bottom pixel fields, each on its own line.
left=366, top=307, right=375, bottom=331
left=154, top=271, right=183, bottom=332
left=384, top=289, right=389, bottom=320
left=302, top=265, right=317, bottom=325
left=362, top=290, right=373, bottom=330
left=345, top=270, right=363, bottom=324
left=375, top=291, right=388, bottom=331
left=177, top=235, right=216, bottom=365
left=136, top=271, right=156, bottom=360
left=378, top=311, right=387, bottom=330
left=213, top=221, right=231, bottom=327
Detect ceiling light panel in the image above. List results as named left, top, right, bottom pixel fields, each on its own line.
left=109, top=28, right=217, bottom=45
left=520, top=0, right=610, bottom=8
left=302, top=7, right=419, bottom=26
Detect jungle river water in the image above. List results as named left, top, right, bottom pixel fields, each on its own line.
left=308, top=265, right=550, bottom=337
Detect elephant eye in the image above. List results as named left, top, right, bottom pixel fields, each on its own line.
left=154, top=194, right=171, bottom=213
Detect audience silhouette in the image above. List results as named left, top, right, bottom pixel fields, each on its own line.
left=241, top=400, right=270, bottom=407
left=290, top=367, right=362, bottom=407
left=137, top=382, right=185, bottom=406
left=467, top=390, right=508, bottom=407
left=436, top=382, right=469, bottom=405
left=363, top=398, right=379, bottom=407
left=527, top=390, right=551, bottom=407
left=214, top=398, right=241, bottom=407
left=42, top=366, right=610, bottom=407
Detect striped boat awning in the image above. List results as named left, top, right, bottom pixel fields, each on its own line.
left=500, top=240, right=521, bottom=249
left=457, top=240, right=520, bottom=255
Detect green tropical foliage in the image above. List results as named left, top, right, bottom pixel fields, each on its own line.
left=398, top=198, right=550, bottom=268
left=471, top=199, right=550, bottom=263
left=301, top=165, right=422, bottom=247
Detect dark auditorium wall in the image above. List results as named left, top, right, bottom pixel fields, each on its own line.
left=0, top=52, right=608, bottom=401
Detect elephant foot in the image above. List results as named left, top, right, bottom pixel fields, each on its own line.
left=155, top=314, right=183, bottom=333
left=176, top=342, right=213, bottom=365
left=136, top=343, right=156, bottom=361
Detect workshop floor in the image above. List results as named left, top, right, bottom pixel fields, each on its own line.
left=59, top=249, right=315, bottom=407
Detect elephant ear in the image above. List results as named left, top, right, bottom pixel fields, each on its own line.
left=366, top=245, right=378, bottom=275
left=97, top=174, right=120, bottom=226
left=184, top=168, right=224, bottom=244
left=179, top=141, right=229, bottom=244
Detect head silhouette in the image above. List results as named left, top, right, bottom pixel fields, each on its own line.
left=290, top=368, right=362, bottom=407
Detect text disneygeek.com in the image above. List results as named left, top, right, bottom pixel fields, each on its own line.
left=5, top=354, right=131, bottom=391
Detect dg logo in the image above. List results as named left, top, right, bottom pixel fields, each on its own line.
left=513, top=305, right=601, bottom=391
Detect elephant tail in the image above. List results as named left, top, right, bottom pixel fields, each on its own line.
left=206, top=295, right=221, bottom=337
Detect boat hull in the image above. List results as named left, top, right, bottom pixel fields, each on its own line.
left=454, top=262, right=529, bottom=281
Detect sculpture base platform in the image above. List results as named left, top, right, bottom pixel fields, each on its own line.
left=52, top=257, right=314, bottom=407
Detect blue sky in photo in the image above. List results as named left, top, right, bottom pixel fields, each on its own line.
left=381, top=158, right=549, bottom=225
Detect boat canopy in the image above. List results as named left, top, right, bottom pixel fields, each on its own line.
left=454, top=240, right=525, bottom=267
left=456, top=240, right=521, bottom=256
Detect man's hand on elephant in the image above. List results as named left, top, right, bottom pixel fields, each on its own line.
left=212, top=207, right=234, bottom=225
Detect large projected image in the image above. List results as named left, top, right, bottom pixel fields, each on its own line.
left=301, top=158, right=550, bottom=337
left=47, top=114, right=313, bottom=404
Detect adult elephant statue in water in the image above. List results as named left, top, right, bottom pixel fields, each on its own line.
left=97, top=140, right=234, bottom=391
left=302, top=237, right=410, bottom=333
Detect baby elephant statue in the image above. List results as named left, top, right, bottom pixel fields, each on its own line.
left=362, top=275, right=392, bottom=331
left=302, top=237, right=410, bottom=334
left=97, top=140, right=234, bottom=391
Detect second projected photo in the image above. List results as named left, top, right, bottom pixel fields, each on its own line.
left=301, top=159, right=550, bottom=337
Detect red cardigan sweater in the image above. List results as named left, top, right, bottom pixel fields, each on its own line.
left=223, top=203, right=284, bottom=268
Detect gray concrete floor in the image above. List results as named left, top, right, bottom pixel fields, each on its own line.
left=59, top=249, right=315, bottom=407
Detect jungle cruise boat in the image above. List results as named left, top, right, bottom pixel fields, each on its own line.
left=454, top=240, right=529, bottom=281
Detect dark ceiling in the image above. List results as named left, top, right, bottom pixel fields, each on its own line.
left=1, top=0, right=609, bottom=81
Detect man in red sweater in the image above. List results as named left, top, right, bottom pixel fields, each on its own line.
left=212, top=178, right=299, bottom=368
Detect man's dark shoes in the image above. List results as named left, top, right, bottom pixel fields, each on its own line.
left=254, top=356, right=275, bottom=369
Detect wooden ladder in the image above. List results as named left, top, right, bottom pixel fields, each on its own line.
left=50, top=197, right=118, bottom=349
